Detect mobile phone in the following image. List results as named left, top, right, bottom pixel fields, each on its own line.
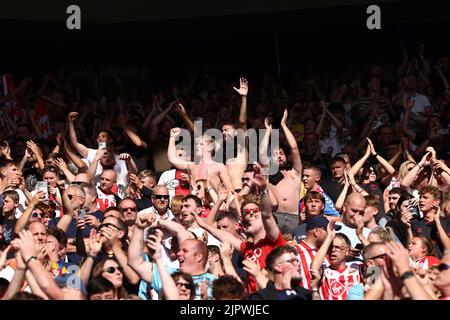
left=408, top=202, right=420, bottom=219
left=78, top=208, right=87, bottom=220
left=35, top=181, right=49, bottom=201
left=98, top=141, right=107, bottom=149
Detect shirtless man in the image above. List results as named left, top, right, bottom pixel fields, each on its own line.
left=221, top=77, right=249, bottom=190
left=168, top=128, right=234, bottom=194
left=260, top=109, right=302, bottom=234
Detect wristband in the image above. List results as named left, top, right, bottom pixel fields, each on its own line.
left=401, top=271, right=414, bottom=281
left=373, top=153, right=379, bottom=157
left=25, top=256, right=37, bottom=265
left=87, top=254, right=98, bottom=260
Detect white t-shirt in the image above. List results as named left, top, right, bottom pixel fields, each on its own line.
left=86, top=148, right=128, bottom=199
left=319, top=136, right=341, bottom=157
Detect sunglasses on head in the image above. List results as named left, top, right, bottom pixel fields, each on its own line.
left=104, top=266, right=124, bottom=274
left=153, top=194, right=170, bottom=200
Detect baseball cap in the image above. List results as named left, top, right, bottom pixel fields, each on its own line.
left=306, top=216, right=342, bottom=231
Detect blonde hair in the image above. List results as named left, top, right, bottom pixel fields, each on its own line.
left=398, top=160, right=416, bottom=181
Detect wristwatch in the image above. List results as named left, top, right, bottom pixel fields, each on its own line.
left=401, top=270, right=414, bottom=281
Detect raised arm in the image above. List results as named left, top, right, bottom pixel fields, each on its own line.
left=251, top=163, right=279, bottom=242
left=87, top=148, right=107, bottom=181
left=127, top=212, right=155, bottom=283
left=206, top=186, right=228, bottom=226
left=177, top=103, right=195, bottom=132
left=233, top=77, right=248, bottom=131
left=192, top=212, right=243, bottom=251
left=54, top=158, right=75, bottom=183
left=56, top=189, right=75, bottom=233
left=157, top=218, right=195, bottom=245
left=15, top=230, right=64, bottom=300
left=118, top=114, right=148, bottom=149
left=280, top=109, right=302, bottom=175
left=401, top=152, right=430, bottom=189
left=311, top=221, right=335, bottom=274
left=334, top=172, right=350, bottom=213
left=147, top=230, right=179, bottom=300
left=258, top=118, right=272, bottom=168
left=62, top=139, right=88, bottom=172
left=219, top=241, right=243, bottom=284
left=401, top=97, right=417, bottom=141
left=120, top=153, right=138, bottom=175
left=14, top=191, right=45, bottom=234
left=67, top=112, right=89, bottom=158
left=79, top=229, right=103, bottom=285
left=367, top=138, right=395, bottom=175
left=167, top=128, right=192, bottom=171
left=150, top=101, right=176, bottom=141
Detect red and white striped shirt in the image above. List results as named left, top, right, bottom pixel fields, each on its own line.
left=320, top=266, right=361, bottom=300
left=415, top=256, right=440, bottom=270
left=294, top=240, right=330, bottom=290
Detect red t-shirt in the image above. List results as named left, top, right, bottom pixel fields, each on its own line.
left=416, top=256, right=440, bottom=270
left=174, top=170, right=191, bottom=197
left=240, top=231, right=286, bottom=294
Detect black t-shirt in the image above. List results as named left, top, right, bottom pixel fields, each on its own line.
left=411, top=217, right=450, bottom=258
left=250, top=281, right=312, bottom=300
left=320, top=179, right=342, bottom=203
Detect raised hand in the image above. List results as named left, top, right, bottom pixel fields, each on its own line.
left=366, top=137, right=376, bottom=156
left=54, top=158, right=68, bottom=171
left=68, top=112, right=78, bottom=122
left=88, top=229, right=103, bottom=256
left=119, top=153, right=131, bottom=161
left=84, top=215, right=100, bottom=229
left=264, top=117, right=272, bottom=133
left=218, top=184, right=228, bottom=202
left=170, top=127, right=181, bottom=138
left=326, top=220, right=336, bottom=239
left=219, top=241, right=233, bottom=260
left=233, top=77, right=248, bottom=97
left=0, top=246, right=12, bottom=271
left=146, top=229, right=163, bottom=261
left=26, top=140, right=42, bottom=157
left=249, top=162, right=268, bottom=190
left=135, top=212, right=157, bottom=230
left=177, top=103, right=188, bottom=116
left=281, top=109, right=288, bottom=127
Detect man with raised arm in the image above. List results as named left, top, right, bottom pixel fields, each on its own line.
left=221, top=77, right=249, bottom=190
left=259, top=109, right=303, bottom=234
left=192, top=163, right=285, bottom=294
left=167, top=128, right=234, bottom=193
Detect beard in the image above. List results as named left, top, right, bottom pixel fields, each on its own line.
left=278, top=160, right=293, bottom=171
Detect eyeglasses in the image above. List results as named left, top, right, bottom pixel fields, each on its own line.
left=276, top=258, right=301, bottom=266
left=175, top=282, right=192, bottom=290
left=437, top=263, right=450, bottom=272
left=103, top=266, right=124, bottom=274
left=153, top=194, right=170, bottom=201
left=330, top=245, right=348, bottom=252
left=368, top=253, right=387, bottom=260
left=99, top=223, right=121, bottom=231
left=121, top=207, right=137, bottom=212
left=31, top=211, right=44, bottom=218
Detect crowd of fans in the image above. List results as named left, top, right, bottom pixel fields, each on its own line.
left=0, top=45, right=449, bottom=300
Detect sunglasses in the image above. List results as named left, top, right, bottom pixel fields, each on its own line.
left=31, top=211, right=44, bottom=218
left=368, top=253, right=387, bottom=260
left=243, top=208, right=260, bottom=215
left=153, top=194, right=170, bottom=200
left=122, top=207, right=137, bottom=212
left=437, top=263, right=450, bottom=272
left=241, top=177, right=250, bottom=183
left=103, top=266, right=124, bottom=274
left=175, top=282, right=192, bottom=289
left=99, top=223, right=121, bottom=231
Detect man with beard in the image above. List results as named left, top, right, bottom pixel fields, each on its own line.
left=250, top=245, right=312, bottom=300
left=221, top=77, right=249, bottom=190
left=259, top=110, right=303, bottom=234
